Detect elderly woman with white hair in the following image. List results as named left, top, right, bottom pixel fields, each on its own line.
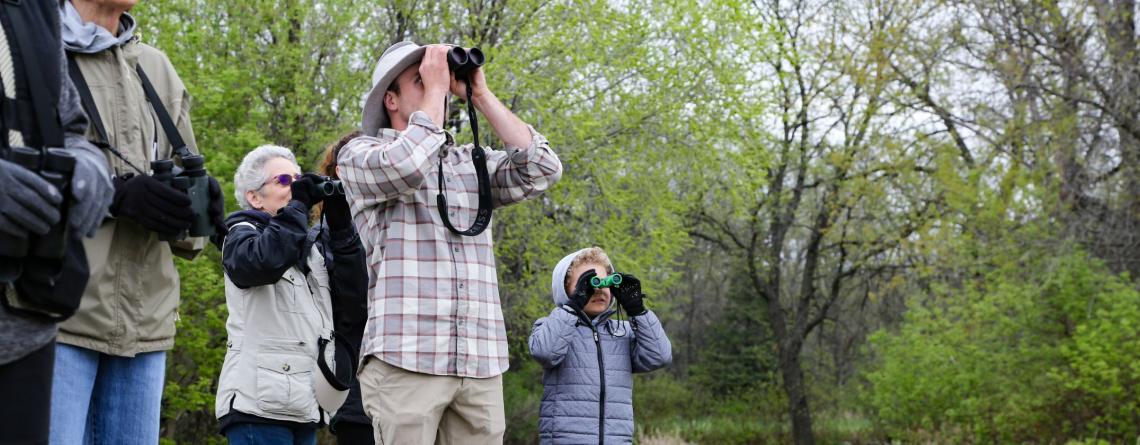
left=214, top=144, right=367, bottom=445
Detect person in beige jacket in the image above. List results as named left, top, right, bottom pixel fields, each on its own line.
left=50, top=1, right=224, bottom=444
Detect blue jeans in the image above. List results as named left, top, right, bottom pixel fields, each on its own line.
left=225, top=423, right=318, bottom=445
left=49, top=343, right=167, bottom=445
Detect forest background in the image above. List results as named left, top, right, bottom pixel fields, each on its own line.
left=136, top=0, right=1140, bottom=443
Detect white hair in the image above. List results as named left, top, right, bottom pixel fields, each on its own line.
left=233, top=144, right=300, bottom=210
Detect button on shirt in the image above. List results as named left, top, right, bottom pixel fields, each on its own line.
left=338, top=111, right=563, bottom=377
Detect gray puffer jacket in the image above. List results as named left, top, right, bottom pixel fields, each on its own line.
left=528, top=250, right=672, bottom=445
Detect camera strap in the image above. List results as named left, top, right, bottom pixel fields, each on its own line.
left=65, top=53, right=145, bottom=175
left=135, top=64, right=193, bottom=161
left=436, top=80, right=493, bottom=236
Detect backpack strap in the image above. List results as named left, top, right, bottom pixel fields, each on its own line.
left=0, top=0, right=62, bottom=149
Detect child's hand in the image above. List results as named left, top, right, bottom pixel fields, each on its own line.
left=568, top=269, right=598, bottom=312
left=613, top=273, right=647, bottom=316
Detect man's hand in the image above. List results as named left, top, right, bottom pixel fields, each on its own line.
left=418, top=45, right=452, bottom=126
left=110, top=174, right=193, bottom=237
left=0, top=158, right=62, bottom=239
left=420, top=45, right=452, bottom=93
left=450, top=64, right=488, bottom=101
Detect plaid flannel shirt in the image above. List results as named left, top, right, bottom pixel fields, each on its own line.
left=338, top=111, right=563, bottom=377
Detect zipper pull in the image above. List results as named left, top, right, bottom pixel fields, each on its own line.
left=593, top=331, right=599, bottom=342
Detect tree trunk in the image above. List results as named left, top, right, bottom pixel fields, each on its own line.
left=779, top=337, right=814, bottom=445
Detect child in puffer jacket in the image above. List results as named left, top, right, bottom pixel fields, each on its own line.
left=528, top=247, right=672, bottom=444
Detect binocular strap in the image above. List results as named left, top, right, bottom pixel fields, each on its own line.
left=437, top=79, right=492, bottom=237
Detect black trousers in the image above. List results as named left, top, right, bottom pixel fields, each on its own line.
left=0, top=340, right=54, bottom=445
left=334, top=422, right=375, bottom=445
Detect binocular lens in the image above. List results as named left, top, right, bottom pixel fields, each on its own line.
left=467, top=47, right=484, bottom=66
left=590, top=273, right=623, bottom=289
left=319, top=180, right=343, bottom=195
left=448, top=47, right=469, bottom=68
left=448, top=47, right=484, bottom=77
left=316, top=177, right=345, bottom=197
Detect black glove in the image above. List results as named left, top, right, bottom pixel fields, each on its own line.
left=0, top=157, right=62, bottom=239
left=323, top=192, right=352, bottom=231
left=290, top=173, right=326, bottom=208
left=567, top=269, right=597, bottom=313
left=613, top=273, right=647, bottom=316
left=110, top=174, right=194, bottom=237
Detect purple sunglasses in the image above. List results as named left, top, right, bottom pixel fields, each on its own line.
left=257, top=173, right=301, bottom=191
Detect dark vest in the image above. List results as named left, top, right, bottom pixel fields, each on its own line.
left=0, top=0, right=63, bottom=150
left=0, top=0, right=89, bottom=322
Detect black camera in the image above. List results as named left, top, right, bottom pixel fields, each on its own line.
left=447, top=47, right=484, bottom=79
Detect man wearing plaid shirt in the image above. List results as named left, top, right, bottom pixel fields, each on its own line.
left=338, top=42, right=563, bottom=444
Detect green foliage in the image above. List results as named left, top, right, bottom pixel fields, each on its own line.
left=688, top=283, right=779, bottom=398
left=503, top=360, right=544, bottom=445
left=863, top=250, right=1140, bottom=443
left=163, top=252, right=227, bottom=444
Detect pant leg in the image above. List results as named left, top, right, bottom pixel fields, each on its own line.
left=225, top=423, right=297, bottom=445
left=334, top=422, right=375, bottom=445
left=87, top=350, right=166, bottom=445
left=357, top=357, right=457, bottom=445
left=0, top=340, right=55, bottom=445
left=49, top=343, right=99, bottom=445
left=436, top=374, right=505, bottom=445
left=292, top=426, right=317, bottom=445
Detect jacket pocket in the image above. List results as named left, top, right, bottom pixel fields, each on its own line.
left=255, top=339, right=316, bottom=417
left=276, top=272, right=305, bottom=314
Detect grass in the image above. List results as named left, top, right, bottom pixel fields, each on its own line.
left=639, top=413, right=877, bottom=445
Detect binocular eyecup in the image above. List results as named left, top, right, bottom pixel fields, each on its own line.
left=590, top=273, right=623, bottom=289
left=315, top=176, right=345, bottom=198
left=447, top=46, right=484, bottom=78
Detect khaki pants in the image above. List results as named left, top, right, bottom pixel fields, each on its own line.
left=358, top=357, right=506, bottom=445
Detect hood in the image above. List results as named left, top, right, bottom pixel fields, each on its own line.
left=550, top=249, right=587, bottom=307
left=60, top=1, right=137, bottom=54
left=550, top=249, right=616, bottom=324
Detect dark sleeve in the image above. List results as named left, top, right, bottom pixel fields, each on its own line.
left=325, top=225, right=369, bottom=337
left=56, top=44, right=90, bottom=149
left=222, top=202, right=310, bottom=288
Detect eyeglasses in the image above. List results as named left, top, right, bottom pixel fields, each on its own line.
left=256, top=173, right=301, bottom=191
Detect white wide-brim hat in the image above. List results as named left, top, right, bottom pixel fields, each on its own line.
left=361, top=41, right=427, bottom=136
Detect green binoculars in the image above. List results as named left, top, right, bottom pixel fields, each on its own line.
left=590, top=273, right=623, bottom=289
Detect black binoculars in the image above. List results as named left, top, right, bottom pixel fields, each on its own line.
left=314, top=176, right=345, bottom=198
left=0, top=146, right=75, bottom=262
left=447, top=46, right=484, bottom=79
left=152, top=153, right=214, bottom=241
